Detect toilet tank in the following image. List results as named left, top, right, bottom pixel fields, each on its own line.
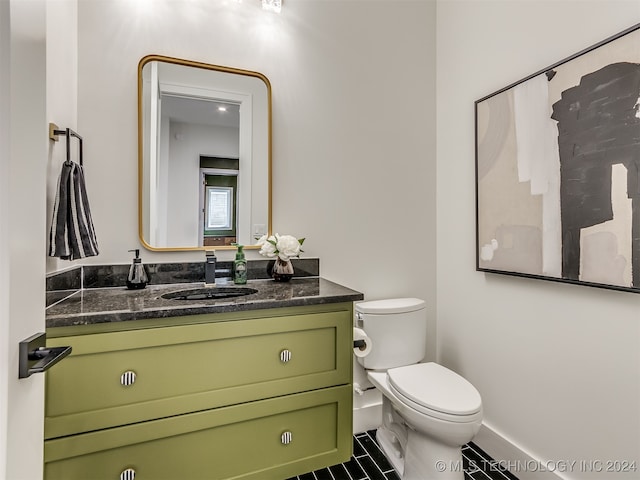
left=355, top=298, right=427, bottom=370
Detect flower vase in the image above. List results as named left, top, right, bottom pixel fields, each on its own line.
left=271, top=258, right=294, bottom=282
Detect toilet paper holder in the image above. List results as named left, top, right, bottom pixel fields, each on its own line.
left=353, top=327, right=372, bottom=358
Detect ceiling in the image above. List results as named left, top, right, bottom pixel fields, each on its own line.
left=161, top=95, right=240, bottom=129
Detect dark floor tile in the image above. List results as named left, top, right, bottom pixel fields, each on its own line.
left=357, top=433, right=395, bottom=472
left=344, top=457, right=368, bottom=480
left=385, top=470, right=401, bottom=480
left=463, top=453, right=472, bottom=471
left=465, top=443, right=518, bottom=480
left=469, top=469, right=492, bottom=480
left=358, top=455, right=388, bottom=480
left=353, top=435, right=367, bottom=457
left=298, top=473, right=315, bottom=480
left=464, top=444, right=494, bottom=474
left=329, top=463, right=352, bottom=480
left=314, top=468, right=334, bottom=480
left=357, top=432, right=380, bottom=452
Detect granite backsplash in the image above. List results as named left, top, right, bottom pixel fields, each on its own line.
left=46, top=258, right=319, bottom=307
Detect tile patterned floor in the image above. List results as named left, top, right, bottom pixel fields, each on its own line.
left=287, top=430, right=520, bottom=480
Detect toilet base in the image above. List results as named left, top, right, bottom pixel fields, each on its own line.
left=376, top=427, right=406, bottom=476
left=376, top=426, right=466, bottom=480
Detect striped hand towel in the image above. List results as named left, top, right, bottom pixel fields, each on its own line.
left=49, top=161, right=99, bottom=260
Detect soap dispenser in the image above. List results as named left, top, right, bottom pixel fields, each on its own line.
left=233, top=244, right=247, bottom=285
left=127, top=249, right=149, bottom=290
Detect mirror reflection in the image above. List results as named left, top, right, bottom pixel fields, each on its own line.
left=138, top=55, right=271, bottom=250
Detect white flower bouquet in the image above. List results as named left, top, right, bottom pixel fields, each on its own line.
left=256, top=233, right=305, bottom=261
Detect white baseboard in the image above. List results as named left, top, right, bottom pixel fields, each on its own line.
left=353, top=389, right=382, bottom=434
left=474, top=423, right=564, bottom=480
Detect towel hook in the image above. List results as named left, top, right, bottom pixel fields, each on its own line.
left=49, top=123, right=83, bottom=166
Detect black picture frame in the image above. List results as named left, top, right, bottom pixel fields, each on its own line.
left=475, top=23, right=640, bottom=293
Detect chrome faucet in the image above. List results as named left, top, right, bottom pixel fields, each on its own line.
left=205, top=250, right=217, bottom=286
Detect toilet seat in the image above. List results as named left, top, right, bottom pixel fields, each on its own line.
left=387, top=363, right=482, bottom=421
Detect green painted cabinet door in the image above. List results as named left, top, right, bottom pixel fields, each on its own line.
left=46, top=307, right=352, bottom=439
left=45, top=386, right=352, bottom=480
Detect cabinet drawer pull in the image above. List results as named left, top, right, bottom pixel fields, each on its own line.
left=281, top=431, right=293, bottom=445
left=120, top=371, right=137, bottom=386
left=279, top=349, right=292, bottom=363
left=120, top=468, right=136, bottom=480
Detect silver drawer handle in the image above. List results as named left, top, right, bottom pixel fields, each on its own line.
left=281, top=431, right=293, bottom=445
left=120, top=371, right=137, bottom=387
left=280, top=349, right=292, bottom=363
left=120, top=468, right=136, bottom=480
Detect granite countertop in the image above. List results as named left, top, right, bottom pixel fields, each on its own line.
left=46, top=278, right=364, bottom=328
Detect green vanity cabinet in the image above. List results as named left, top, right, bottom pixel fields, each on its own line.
left=44, top=302, right=354, bottom=480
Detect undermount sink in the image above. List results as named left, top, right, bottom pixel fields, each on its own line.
left=161, top=287, right=258, bottom=301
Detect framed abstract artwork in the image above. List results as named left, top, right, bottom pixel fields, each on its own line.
left=475, top=23, right=640, bottom=293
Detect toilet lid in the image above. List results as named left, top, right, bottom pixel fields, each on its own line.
left=355, top=298, right=425, bottom=315
left=387, top=363, right=482, bottom=416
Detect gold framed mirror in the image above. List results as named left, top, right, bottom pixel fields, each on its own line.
left=138, top=55, right=272, bottom=251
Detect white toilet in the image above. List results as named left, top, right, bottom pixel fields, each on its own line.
left=355, top=298, right=482, bottom=480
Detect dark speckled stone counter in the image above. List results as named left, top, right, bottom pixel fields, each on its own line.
left=46, top=278, right=364, bottom=328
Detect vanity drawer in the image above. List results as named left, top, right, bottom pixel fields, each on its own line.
left=45, top=308, right=352, bottom=439
left=44, top=385, right=352, bottom=480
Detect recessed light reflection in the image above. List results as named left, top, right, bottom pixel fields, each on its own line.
left=261, top=0, right=281, bottom=14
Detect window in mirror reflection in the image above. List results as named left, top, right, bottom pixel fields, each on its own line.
left=206, top=187, right=233, bottom=231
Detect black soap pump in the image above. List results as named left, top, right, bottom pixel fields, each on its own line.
left=127, top=249, right=149, bottom=290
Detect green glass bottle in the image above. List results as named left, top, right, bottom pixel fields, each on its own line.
left=233, top=244, right=247, bottom=284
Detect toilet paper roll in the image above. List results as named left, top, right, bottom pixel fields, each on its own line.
left=353, top=327, right=373, bottom=358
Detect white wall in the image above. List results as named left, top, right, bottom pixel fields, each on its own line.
left=45, top=0, right=78, bottom=274
left=0, top=1, right=9, bottom=475
left=74, top=0, right=437, bottom=353
left=4, top=0, right=52, bottom=477
left=436, top=2, right=640, bottom=479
